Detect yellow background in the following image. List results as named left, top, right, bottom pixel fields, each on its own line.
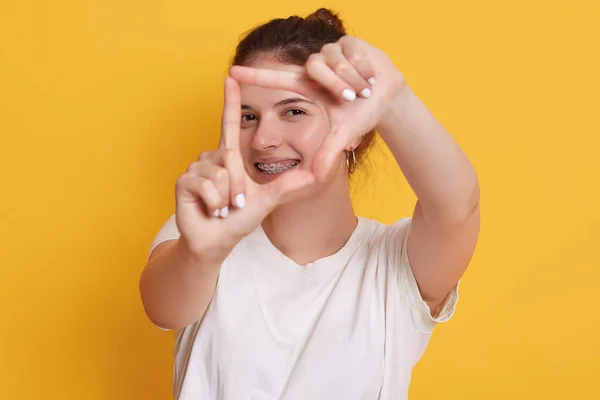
left=1, top=0, right=599, bottom=398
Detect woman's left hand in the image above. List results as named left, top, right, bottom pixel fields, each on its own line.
left=229, top=35, right=408, bottom=181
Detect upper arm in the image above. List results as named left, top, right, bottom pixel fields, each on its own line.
left=148, top=240, right=178, bottom=261
left=406, top=200, right=480, bottom=314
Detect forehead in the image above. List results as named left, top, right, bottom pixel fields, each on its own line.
left=238, top=57, right=308, bottom=106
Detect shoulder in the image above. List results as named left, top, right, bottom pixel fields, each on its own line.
left=348, top=216, right=414, bottom=272
left=356, top=216, right=413, bottom=247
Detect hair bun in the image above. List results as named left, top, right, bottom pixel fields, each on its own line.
left=306, top=8, right=345, bottom=33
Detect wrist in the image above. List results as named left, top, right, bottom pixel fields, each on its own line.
left=376, top=83, right=414, bottom=138
left=175, top=235, right=234, bottom=269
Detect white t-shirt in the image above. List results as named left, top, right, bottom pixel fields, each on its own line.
left=148, top=215, right=459, bottom=400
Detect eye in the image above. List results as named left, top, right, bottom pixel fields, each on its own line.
left=283, top=109, right=307, bottom=118
left=241, top=114, right=258, bottom=125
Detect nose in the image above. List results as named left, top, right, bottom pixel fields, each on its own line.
left=251, top=118, right=283, bottom=151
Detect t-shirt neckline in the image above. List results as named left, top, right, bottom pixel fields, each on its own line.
left=244, top=216, right=367, bottom=270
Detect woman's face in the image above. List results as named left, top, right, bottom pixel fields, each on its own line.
left=237, top=57, right=347, bottom=192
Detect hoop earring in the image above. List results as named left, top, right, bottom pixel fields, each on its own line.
left=346, top=149, right=356, bottom=174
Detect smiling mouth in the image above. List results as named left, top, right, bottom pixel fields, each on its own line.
left=256, top=160, right=300, bottom=174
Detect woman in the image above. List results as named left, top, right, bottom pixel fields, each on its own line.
left=140, top=8, right=480, bottom=400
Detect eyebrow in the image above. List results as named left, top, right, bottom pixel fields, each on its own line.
left=241, top=97, right=315, bottom=110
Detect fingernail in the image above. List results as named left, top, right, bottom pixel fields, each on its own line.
left=234, top=193, right=245, bottom=208
left=368, top=77, right=376, bottom=85
left=360, top=88, right=371, bottom=98
left=219, top=206, right=229, bottom=218
left=342, top=89, right=356, bottom=101
left=212, top=209, right=220, bottom=218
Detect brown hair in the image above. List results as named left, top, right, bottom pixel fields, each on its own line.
left=231, top=8, right=376, bottom=171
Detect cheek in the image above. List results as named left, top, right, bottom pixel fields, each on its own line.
left=238, top=130, right=254, bottom=164
left=287, top=119, right=329, bottom=158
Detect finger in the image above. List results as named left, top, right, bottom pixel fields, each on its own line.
left=176, top=173, right=223, bottom=217
left=260, top=169, right=316, bottom=209
left=197, top=150, right=247, bottom=209
left=339, top=37, right=376, bottom=85
left=305, top=53, right=357, bottom=102
left=347, top=57, right=376, bottom=87
left=222, top=149, right=247, bottom=208
left=229, top=66, right=316, bottom=97
left=219, top=77, right=242, bottom=150
left=187, top=161, right=231, bottom=216
left=312, top=131, right=349, bottom=182
left=321, top=43, right=371, bottom=98
left=198, top=150, right=223, bottom=164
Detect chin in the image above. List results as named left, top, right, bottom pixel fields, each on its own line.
left=277, top=184, right=319, bottom=206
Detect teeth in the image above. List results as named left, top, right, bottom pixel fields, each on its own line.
left=257, top=161, right=299, bottom=174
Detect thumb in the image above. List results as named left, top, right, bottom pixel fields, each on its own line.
left=312, top=132, right=348, bottom=182
left=260, top=169, right=316, bottom=209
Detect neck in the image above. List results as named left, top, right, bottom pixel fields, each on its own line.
left=262, top=174, right=358, bottom=266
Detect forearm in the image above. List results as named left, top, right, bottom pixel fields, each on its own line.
left=377, top=86, right=480, bottom=225
left=139, top=238, right=230, bottom=330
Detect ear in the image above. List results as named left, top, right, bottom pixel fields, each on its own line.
left=346, top=135, right=364, bottom=152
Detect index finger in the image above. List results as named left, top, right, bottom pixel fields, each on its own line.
left=312, top=131, right=349, bottom=182
left=219, top=77, right=242, bottom=150
left=229, top=66, right=316, bottom=97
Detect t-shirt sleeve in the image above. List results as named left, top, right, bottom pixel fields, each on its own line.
left=148, top=213, right=181, bottom=259
left=390, top=217, right=459, bottom=333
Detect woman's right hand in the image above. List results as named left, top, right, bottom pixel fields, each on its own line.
left=174, top=77, right=315, bottom=260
